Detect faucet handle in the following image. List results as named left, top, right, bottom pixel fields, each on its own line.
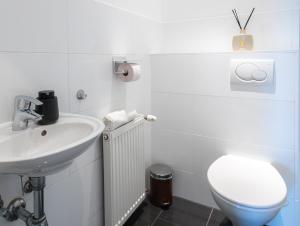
left=15, top=95, right=43, bottom=110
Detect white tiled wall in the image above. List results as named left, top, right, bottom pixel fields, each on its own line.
left=151, top=1, right=300, bottom=225
left=91, top=0, right=162, bottom=22
left=0, top=0, right=299, bottom=225
left=151, top=52, right=299, bottom=226
left=161, top=0, right=300, bottom=21
left=68, top=0, right=162, bottom=54
left=0, top=0, right=159, bottom=226
left=0, top=0, right=68, bottom=52
left=161, top=1, right=299, bottom=53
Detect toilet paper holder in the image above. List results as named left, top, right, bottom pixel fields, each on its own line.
left=112, top=58, right=141, bottom=82
left=113, top=59, right=130, bottom=75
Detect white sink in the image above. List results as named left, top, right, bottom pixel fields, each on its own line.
left=0, top=113, right=104, bottom=176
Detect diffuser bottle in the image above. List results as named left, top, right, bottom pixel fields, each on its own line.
left=232, top=8, right=255, bottom=51
left=232, top=29, right=254, bottom=51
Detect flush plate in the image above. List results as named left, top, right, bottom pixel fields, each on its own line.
left=230, top=59, right=275, bottom=92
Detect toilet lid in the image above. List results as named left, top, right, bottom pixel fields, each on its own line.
left=207, top=155, right=287, bottom=209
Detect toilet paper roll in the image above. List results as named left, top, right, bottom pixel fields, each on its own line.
left=117, top=63, right=141, bottom=82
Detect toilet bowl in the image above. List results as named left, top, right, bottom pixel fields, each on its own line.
left=207, top=155, right=287, bottom=226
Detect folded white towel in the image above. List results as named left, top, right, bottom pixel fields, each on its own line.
left=128, top=110, right=139, bottom=121
left=103, top=110, right=140, bottom=130
left=103, top=110, right=129, bottom=130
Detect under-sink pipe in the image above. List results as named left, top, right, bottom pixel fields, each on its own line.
left=0, top=177, right=48, bottom=226
left=31, top=177, right=46, bottom=220
left=0, top=195, right=9, bottom=219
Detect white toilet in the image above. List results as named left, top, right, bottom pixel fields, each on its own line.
left=207, top=155, right=287, bottom=226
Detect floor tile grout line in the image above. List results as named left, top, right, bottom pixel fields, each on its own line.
left=156, top=217, right=181, bottom=226
left=150, top=209, right=163, bottom=226
left=206, top=208, right=214, bottom=226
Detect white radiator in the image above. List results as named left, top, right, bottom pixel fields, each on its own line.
left=103, top=117, right=146, bottom=226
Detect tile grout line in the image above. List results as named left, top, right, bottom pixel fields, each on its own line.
left=150, top=209, right=163, bottom=226
left=150, top=50, right=299, bottom=55
left=154, top=127, right=295, bottom=151
left=91, top=0, right=162, bottom=23
left=161, top=8, right=299, bottom=24
left=157, top=217, right=181, bottom=226
left=152, top=91, right=295, bottom=103
left=205, top=208, right=214, bottom=226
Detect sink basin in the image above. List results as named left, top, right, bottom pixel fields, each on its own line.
left=0, top=113, right=104, bottom=176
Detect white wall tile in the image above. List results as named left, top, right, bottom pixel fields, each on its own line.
left=68, top=159, right=104, bottom=226
left=68, top=0, right=162, bottom=54
left=269, top=200, right=298, bottom=226
left=0, top=53, right=69, bottom=123
left=192, top=95, right=294, bottom=149
left=152, top=128, right=296, bottom=222
left=43, top=154, right=104, bottom=226
left=69, top=54, right=152, bottom=116
left=0, top=1, right=298, bottom=226
left=0, top=175, right=23, bottom=201
left=295, top=201, right=300, bottom=224
left=162, top=0, right=299, bottom=21
left=45, top=178, right=73, bottom=226
left=123, top=55, right=152, bottom=113
left=151, top=50, right=298, bottom=225
left=172, top=169, right=216, bottom=208
left=0, top=0, right=68, bottom=52
left=68, top=53, right=153, bottom=183
left=94, top=0, right=162, bottom=21
left=46, top=166, right=70, bottom=189
left=0, top=52, right=69, bottom=226
left=162, top=10, right=299, bottom=53
left=151, top=52, right=298, bottom=101
left=0, top=1, right=154, bottom=226
left=68, top=54, right=116, bottom=114
left=152, top=93, right=194, bottom=133
left=69, top=139, right=102, bottom=175
left=152, top=129, right=295, bottom=200
left=88, top=212, right=104, bottom=226
left=151, top=55, right=198, bottom=94
left=152, top=93, right=294, bottom=149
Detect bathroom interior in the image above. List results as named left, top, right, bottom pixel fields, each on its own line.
left=0, top=0, right=299, bottom=226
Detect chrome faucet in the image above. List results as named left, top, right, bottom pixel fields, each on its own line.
left=12, top=95, right=43, bottom=131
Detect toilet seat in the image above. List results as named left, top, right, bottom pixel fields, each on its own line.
left=207, top=155, right=287, bottom=209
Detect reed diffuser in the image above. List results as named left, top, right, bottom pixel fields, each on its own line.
left=232, top=8, right=255, bottom=51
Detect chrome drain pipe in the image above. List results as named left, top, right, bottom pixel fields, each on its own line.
left=0, top=177, right=48, bottom=226
left=31, top=177, right=46, bottom=221
left=0, top=196, right=10, bottom=219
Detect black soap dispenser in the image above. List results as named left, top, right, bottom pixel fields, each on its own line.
left=36, top=90, right=59, bottom=125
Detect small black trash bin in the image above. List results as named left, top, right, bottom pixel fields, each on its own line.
left=149, top=164, right=173, bottom=209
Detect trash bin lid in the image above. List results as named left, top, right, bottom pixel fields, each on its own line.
left=150, top=164, right=172, bottom=179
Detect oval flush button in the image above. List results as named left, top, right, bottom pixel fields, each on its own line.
left=230, top=59, right=274, bottom=90
left=235, top=63, right=257, bottom=81
left=252, top=70, right=267, bottom=82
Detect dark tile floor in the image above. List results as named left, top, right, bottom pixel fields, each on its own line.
left=124, top=197, right=232, bottom=226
